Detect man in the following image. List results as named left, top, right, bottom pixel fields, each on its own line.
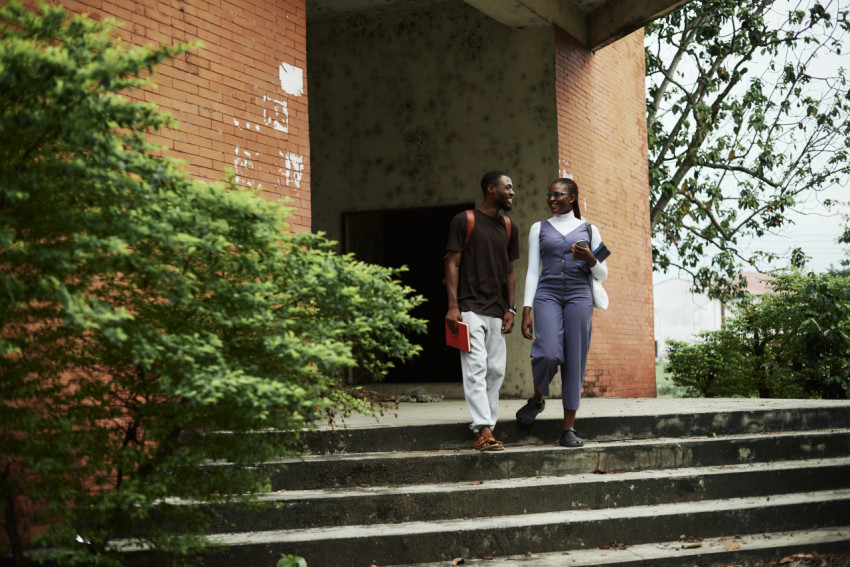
left=444, top=170, right=519, bottom=451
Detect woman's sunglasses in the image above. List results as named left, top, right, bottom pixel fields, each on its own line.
left=546, top=191, right=573, bottom=199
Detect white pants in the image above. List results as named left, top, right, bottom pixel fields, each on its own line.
left=460, top=311, right=506, bottom=432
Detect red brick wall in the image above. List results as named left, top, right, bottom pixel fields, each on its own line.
left=555, top=28, right=657, bottom=398
left=57, top=0, right=312, bottom=231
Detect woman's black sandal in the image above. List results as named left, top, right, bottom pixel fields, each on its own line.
left=515, top=398, right=545, bottom=425
left=559, top=427, right=583, bottom=448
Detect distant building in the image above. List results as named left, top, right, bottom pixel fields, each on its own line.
left=653, top=272, right=773, bottom=359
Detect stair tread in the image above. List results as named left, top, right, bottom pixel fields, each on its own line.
left=316, top=398, right=850, bottom=430
left=388, top=526, right=850, bottom=567
left=273, top=427, right=850, bottom=463
left=206, top=488, right=850, bottom=544
left=258, top=456, right=850, bottom=501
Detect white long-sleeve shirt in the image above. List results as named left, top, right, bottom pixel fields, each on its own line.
left=523, top=213, right=608, bottom=308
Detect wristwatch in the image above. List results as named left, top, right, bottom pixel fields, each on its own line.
left=507, top=304, right=517, bottom=315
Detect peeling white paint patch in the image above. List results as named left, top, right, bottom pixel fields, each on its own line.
left=278, top=62, right=304, bottom=97
left=281, top=151, right=304, bottom=188
left=262, top=96, right=289, bottom=133
left=234, top=118, right=260, bottom=132
left=234, top=145, right=260, bottom=187
left=558, top=159, right=572, bottom=180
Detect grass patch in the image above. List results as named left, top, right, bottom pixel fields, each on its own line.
left=656, top=359, right=688, bottom=398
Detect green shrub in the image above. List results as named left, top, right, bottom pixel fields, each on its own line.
left=665, top=272, right=850, bottom=399
left=0, top=3, right=425, bottom=564
left=665, top=329, right=750, bottom=397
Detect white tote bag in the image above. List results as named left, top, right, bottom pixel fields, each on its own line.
left=590, top=275, right=609, bottom=310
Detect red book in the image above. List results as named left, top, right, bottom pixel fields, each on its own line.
left=445, top=320, right=471, bottom=352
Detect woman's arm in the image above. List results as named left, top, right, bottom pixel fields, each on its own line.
left=522, top=222, right=541, bottom=307
left=589, top=224, right=608, bottom=282
left=521, top=222, right=541, bottom=341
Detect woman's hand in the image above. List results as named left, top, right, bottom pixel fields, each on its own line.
left=571, top=242, right=597, bottom=267
left=521, top=306, right=534, bottom=340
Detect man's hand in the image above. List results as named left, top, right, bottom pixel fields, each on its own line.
left=521, top=306, right=533, bottom=340
left=444, top=251, right=462, bottom=335
left=446, top=307, right=462, bottom=335
left=501, top=311, right=514, bottom=334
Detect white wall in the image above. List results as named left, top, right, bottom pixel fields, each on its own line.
left=653, top=277, right=723, bottom=358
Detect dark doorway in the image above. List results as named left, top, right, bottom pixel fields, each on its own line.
left=342, top=203, right=473, bottom=383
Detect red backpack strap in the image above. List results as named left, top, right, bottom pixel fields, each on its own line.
left=463, top=209, right=475, bottom=246
left=464, top=210, right=512, bottom=246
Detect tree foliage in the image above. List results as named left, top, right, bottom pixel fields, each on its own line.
left=0, top=2, right=425, bottom=564
left=666, top=271, right=850, bottom=398
left=647, top=0, right=850, bottom=299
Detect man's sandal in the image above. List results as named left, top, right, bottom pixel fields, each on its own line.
left=472, top=429, right=504, bottom=452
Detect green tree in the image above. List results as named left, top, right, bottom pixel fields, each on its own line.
left=666, top=272, right=850, bottom=398
left=0, top=2, right=425, bottom=565
left=646, top=0, right=850, bottom=300
left=838, top=208, right=850, bottom=269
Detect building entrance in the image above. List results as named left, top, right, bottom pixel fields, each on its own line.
left=342, top=203, right=473, bottom=383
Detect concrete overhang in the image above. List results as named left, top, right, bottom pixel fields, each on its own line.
left=307, top=0, right=690, bottom=51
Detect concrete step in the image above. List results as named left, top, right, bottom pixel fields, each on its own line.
left=126, top=401, right=850, bottom=566
left=205, top=457, right=850, bottom=533
left=299, top=402, right=850, bottom=454
left=261, top=429, right=850, bottom=490
left=389, top=526, right=850, bottom=567
left=200, top=489, right=850, bottom=566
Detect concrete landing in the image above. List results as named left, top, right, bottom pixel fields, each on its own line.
left=327, top=397, right=850, bottom=429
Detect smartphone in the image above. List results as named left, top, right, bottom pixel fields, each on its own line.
left=575, top=239, right=590, bottom=248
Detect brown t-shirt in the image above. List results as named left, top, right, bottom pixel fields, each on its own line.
left=445, top=210, right=520, bottom=319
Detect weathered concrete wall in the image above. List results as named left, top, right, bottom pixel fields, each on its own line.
left=307, top=1, right=558, bottom=239
left=57, top=0, right=312, bottom=231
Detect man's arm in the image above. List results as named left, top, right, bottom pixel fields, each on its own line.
left=444, top=251, right=462, bottom=335
left=502, top=260, right=515, bottom=334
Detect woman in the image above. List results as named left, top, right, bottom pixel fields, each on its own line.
left=515, top=178, right=608, bottom=447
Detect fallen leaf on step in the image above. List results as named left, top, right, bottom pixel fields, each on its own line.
left=468, top=481, right=484, bottom=485
left=479, top=556, right=494, bottom=560
left=524, top=552, right=532, bottom=557
left=724, top=541, right=740, bottom=550
left=450, top=558, right=464, bottom=565
left=681, top=544, right=702, bottom=549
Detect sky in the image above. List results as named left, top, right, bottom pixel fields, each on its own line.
left=745, top=184, right=847, bottom=274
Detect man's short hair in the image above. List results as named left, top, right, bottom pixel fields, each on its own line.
left=480, top=170, right=507, bottom=195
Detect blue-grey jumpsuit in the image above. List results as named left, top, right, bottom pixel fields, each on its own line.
left=530, top=221, right=593, bottom=410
